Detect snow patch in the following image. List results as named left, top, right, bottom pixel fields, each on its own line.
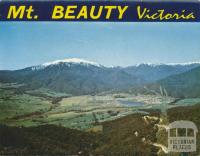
left=42, top=58, right=101, bottom=67
left=134, top=61, right=200, bottom=67
left=31, top=65, right=45, bottom=71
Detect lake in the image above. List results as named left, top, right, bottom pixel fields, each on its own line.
left=117, top=99, right=145, bottom=107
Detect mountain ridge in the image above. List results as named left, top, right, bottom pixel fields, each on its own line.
left=1, top=58, right=200, bottom=96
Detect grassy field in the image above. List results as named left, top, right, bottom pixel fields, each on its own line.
left=0, top=88, right=52, bottom=122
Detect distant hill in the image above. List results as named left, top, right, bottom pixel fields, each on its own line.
left=123, top=63, right=200, bottom=83
left=155, top=66, right=200, bottom=98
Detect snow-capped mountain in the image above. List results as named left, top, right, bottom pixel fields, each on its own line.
left=31, top=58, right=101, bottom=71
left=0, top=58, right=142, bottom=95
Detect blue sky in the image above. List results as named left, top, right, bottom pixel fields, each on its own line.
left=0, top=22, right=200, bottom=70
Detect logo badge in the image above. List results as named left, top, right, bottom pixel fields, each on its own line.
left=167, top=120, right=198, bottom=153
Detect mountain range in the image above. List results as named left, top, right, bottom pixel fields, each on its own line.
left=0, top=58, right=200, bottom=97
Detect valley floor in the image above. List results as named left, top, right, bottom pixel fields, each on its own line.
left=1, top=83, right=200, bottom=155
